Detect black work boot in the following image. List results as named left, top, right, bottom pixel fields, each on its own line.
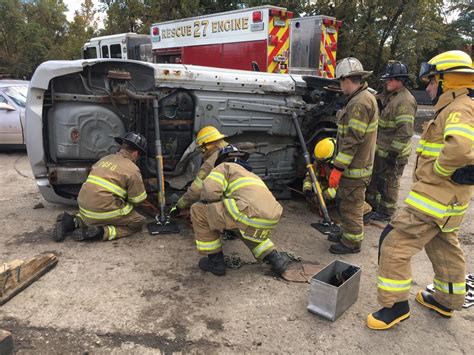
left=52, top=212, right=77, bottom=242
left=416, top=290, right=453, bottom=317
left=370, top=211, right=392, bottom=222
left=264, top=250, right=290, bottom=276
left=72, top=226, right=104, bottom=242
left=329, top=242, right=360, bottom=254
left=327, top=229, right=342, bottom=243
left=198, top=251, right=226, bottom=276
left=367, top=301, right=410, bottom=330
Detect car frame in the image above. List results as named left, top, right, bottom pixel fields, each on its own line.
left=26, top=59, right=339, bottom=205
left=0, top=80, right=29, bottom=149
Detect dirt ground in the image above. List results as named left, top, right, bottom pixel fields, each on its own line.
left=0, top=140, right=473, bottom=354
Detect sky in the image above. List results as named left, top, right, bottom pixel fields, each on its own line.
left=64, top=0, right=104, bottom=27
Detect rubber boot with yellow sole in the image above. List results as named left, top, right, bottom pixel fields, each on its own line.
left=416, top=290, right=453, bottom=318
left=367, top=301, right=410, bottom=330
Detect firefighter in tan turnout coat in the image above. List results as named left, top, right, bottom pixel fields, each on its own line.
left=171, top=126, right=228, bottom=215
left=190, top=145, right=290, bottom=276
left=367, top=50, right=474, bottom=330
left=327, top=57, right=379, bottom=254
left=366, top=62, right=417, bottom=221
left=53, top=132, right=148, bottom=242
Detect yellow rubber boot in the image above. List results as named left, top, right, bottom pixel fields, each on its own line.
left=367, top=301, right=410, bottom=330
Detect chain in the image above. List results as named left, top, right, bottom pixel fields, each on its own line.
left=224, top=251, right=303, bottom=270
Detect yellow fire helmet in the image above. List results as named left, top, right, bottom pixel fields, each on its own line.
left=419, top=50, right=474, bottom=83
left=314, top=137, right=336, bottom=161
left=196, top=126, right=226, bottom=147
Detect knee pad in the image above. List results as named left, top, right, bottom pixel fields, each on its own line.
left=378, top=224, right=394, bottom=264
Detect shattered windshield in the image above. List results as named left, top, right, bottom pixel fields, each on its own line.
left=4, top=85, right=28, bottom=108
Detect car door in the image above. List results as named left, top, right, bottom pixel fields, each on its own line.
left=0, top=92, right=23, bottom=145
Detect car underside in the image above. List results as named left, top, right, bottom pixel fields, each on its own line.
left=26, top=59, right=340, bottom=204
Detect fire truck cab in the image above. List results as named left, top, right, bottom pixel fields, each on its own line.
left=83, top=33, right=152, bottom=62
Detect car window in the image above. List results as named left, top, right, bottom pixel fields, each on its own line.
left=0, top=95, right=7, bottom=104
left=4, top=86, right=28, bottom=107
left=110, top=44, right=122, bottom=59
left=84, top=46, right=98, bottom=59
left=102, top=45, right=109, bottom=58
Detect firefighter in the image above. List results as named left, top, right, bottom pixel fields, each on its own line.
left=53, top=132, right=148, bottom=242
left=170, top=126, right=228, bottom=216
left=190, top=145, right=289, bottom=276
left=366, top=62, right=417, bottom=221
left=302, top=137, right=338, bottom=204
left=367, top=50, right=474, bottom=330
left=327, top=57, right=379, bottom=254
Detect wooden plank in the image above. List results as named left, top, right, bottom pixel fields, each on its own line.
left=0, top=253, right=58, bottom=306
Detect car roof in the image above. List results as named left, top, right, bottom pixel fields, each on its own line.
left=0, top=80, right=29, bottom=88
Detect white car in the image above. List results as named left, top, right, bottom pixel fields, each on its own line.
left=0, top=80, right=28, bottom=149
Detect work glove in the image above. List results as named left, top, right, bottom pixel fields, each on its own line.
left=328, top=168, right=343, bottom=188
left=169, top=205, right=181, bottom=217
left=386, top=151, right=398, bottom=166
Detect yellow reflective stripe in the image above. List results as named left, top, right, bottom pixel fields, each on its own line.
left=303, top=181, right=312, bottom=190
left=326, top=187, right=337, bottom=199
left=79, top=203, right=133, bottom=220
left=366, top=120, right=378, bottom=132
left=401, top=143, right=412, bottom=156
left=223, top=198, right=278, bottom=229
left=194, top=176, right=203, bottom=189
left=226, top=177, right=266, bottom=195
left=335, top=152, right=353, bottom=165
left=391, top=140, right=407, bottom=150
left=342, top=167, right=372, bottom=179
left=195, top=238, right=222, bottom=252
left=405, top=191, right=447, bottom=219
left=379, top=119, right=396, bottom=128
left=349, top=118, right=368, bottom=133
left=416, top=140, right=444, bottom=157
left=446, top=203, right=469, bottom=216
left=252, top=238, right=274, bottom=259
left=380, top=200, right=396, bottom=208
left=440, top=225, right=460, bottom=233
left=240, top=229, right=271, bottom=243
left=337, top=124, right=348, bottom=135
left=377, top=147, right=389, bottom=158
left=444, top=124, right=474, bottom=141
left=434, top=160, right=455, bottom=177
left=206, top=172, right=228, bottom=190
left=129, top=190, right=147, bottom=204
left=378, top=276, right=412, bottom=292
left=433, top=278, right=465, bottom=295
left=343, top=231, right=364, bottom=242
left=395, top=114, right=414, bottom=125
left=107, top=226, right=117, bottom=240
left=87, top=175, right=127, bottom=198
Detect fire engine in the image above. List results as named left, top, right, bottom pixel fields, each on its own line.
left=150, top=6, right=341, bottom=77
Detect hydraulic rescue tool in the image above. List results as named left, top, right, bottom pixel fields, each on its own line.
left=147, top=98, right=180, bottom=235
left=290, top=112, right=339, bottom=235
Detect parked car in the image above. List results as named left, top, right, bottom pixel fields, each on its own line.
left=0, top=80, right=29, bottom=149
left=26, top=59, right=339, bottom=205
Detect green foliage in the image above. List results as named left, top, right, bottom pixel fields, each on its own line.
left=0, top=0, right=471, bottom=80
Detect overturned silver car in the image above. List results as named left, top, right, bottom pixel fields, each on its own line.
left=26, top=59, right=339, bottom=204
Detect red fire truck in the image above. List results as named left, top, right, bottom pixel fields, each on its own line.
left=150, top=6, right=341, bottom=77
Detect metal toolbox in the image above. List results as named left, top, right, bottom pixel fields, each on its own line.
left=307, top=260, right=361, bottom=321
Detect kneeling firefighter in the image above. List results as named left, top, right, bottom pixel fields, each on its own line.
left=53, top=132, right=148, bottom=242
left=367, top=50, right=474, bottom=330
left=190, top=145, right=290, bottom=276
left=170, top=126, right=228, bottom=215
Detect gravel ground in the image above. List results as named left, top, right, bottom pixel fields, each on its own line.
left=0, top=141, right=472, bottom=354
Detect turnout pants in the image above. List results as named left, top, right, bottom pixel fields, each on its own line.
left=366, top=155, right=406, bottom=216
left=78, top=210, right=146, bottom=241
left=190, top=202, right=276, bottom=261
left=378, top=207, right=466, bottom=310
left=337, top=179, right=366, bottom=248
